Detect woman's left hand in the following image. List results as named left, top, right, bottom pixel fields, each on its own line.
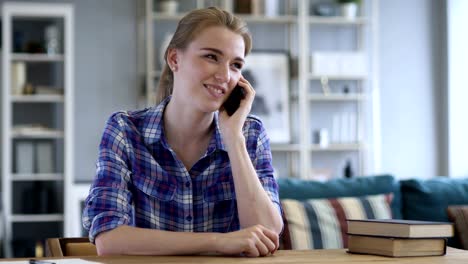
left=218, top=75, right=255, bottom=146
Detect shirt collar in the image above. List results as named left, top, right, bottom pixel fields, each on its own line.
left=207, top=112, right=227, bottom=153
left=142, top=96, right=227, bottom=153
left=142, top=96, right=170, bottom=146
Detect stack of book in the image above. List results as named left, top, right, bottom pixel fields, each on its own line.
left=347, top=219, right=454, bottom=257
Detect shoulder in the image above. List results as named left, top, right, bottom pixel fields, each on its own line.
left=105, top=108, right=154, bottom=134
left=243, top=114, right=268, bottom=143
left=243, top=114, right=265, bottom=132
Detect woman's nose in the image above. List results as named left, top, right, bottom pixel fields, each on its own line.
left=214, top=64, right=230, bottom=83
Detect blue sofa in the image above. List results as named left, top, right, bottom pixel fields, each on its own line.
left=277, top=174, right=468, bottom=249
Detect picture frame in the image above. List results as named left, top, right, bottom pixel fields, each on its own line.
left=243, top=51, right=290, bottom=143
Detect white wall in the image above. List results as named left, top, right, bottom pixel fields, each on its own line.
left=447, top=0, right=468, bottom=178
left=378, top=0, right=443, bottom=179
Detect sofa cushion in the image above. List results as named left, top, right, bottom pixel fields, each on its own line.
left=401, top=177, right=468, bottom=248
left=280, top=193, right=393, bottom=250
left=447, top=206, right=468, bottom=250
left=277, top=174, right=402, bottom=219
left=401, top=177, right=468, bottom=221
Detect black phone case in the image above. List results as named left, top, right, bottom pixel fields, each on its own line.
left=223, top=85, right=246, bottom=116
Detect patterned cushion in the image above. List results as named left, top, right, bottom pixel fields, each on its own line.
left=447, top=206, right=468, bottom=250
left=280, top=193, right=393, bottom=249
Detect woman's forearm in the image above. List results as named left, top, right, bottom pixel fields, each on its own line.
left=227, top=137, right=283, bottom=234
left=95, top=225, right=217, bottom=256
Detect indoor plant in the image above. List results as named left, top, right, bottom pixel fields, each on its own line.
left=337, top=0, right=361, bottom=18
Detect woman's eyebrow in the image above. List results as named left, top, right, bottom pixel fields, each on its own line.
left=200, top=47, right=245, bottom=63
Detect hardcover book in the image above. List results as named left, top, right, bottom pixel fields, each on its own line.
left=347, top=235, right=447, bottom=257
left=347, top=219, right=454, bottom=238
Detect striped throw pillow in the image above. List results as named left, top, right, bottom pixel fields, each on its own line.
left=280, top=193, right=393, bottom=249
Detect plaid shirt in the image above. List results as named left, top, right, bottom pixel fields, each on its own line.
left=82, top=97, right=281, bottom=242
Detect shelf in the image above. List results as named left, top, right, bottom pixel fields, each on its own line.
left=12, top=173, right=64, bottom=181
left=310, top=143, right=364, bottom=151
left=308, top=94, right=366, bottom=101
left=11, top=53, right=65, bottom=62
left=153, top=12, right=297, bottom=23
left=11, top=129, right=64, bottom=139
left=308, top=74, right=367, bottom=80
left=308, top=16, right=368, bottom=25
left=237, top=15, right=297, bottom=24
left=152, top=12, right=184, bottom=21
left=11, top=94, right=64, bottom=103
left=11, top=214, right=64, bottom=223
left=271, top=144, right=301, bottom=152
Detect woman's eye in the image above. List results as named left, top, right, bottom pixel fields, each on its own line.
left=233, top=63, right=243, bottom=70
left=205, top=54, right=217, bottom=61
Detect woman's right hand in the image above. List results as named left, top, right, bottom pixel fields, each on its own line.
left=214, top=225, right=279, bottom=257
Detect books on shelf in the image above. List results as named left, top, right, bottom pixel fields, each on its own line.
left=347, top=235, right=447, bottom=257
left=347, top=219, right=454, bottom=238
left=15, top=141, right=34, bottom=173
left=347, top=219, right=453, bottom=258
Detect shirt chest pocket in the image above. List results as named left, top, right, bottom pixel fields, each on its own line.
left=132, top=174, right=176, bottom=201
left=203, top=181, right=236, bottom=202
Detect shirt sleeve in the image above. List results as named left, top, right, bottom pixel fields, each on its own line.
left=82, top=113, right=134, bottom=243
left=245, top=117, right=283, bottom=219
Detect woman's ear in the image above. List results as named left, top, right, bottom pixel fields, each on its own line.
left=166, top=48, right=179, bottom=72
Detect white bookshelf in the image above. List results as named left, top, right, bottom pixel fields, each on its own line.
left=11, top=94, right=64, bottom=103
left=142, top=0, right=379, bottom=179
left=307, top=94, right=366, bottom=101
left=12, top=173, right=64, bottom=182
left=11, top=53, right=65, bottom=62
left=1, top=2, right=74, bottom=258
left=308, top=16, right=369, bottom=25
left=11, top=214, right=64, bottom=223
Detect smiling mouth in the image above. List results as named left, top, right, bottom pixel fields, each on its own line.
left=204, top=84, right=225, bottom=95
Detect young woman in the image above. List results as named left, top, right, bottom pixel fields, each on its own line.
left=83, top=7, right=283, bottom=257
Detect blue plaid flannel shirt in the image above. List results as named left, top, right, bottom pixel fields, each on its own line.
left=82, top=97, right=281, bottom=242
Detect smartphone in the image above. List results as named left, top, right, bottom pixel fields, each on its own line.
left=222, top=85, right=246, bottom=116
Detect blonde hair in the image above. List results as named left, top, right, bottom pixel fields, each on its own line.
left=155, top=7, right=252, bottom=104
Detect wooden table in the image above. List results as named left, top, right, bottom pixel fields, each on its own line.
left=4, top=247, right=468, bottom=263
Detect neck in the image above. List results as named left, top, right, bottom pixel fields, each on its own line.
left=163, top=97, right=214, bottom=146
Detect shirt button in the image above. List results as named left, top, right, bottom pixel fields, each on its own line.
left=185, top=181, right=191, bottom=188
left=186, top=215, right=192, bottom=221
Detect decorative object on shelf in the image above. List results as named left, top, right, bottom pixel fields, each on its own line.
left=344, top=159, right=354, bottom=178
left=159, top=0, right=179, bottom=15
left=159, top=32, right=173, bottom=68
left=35, top=86, right=64, bottom=95
left=320, top=76, right=331, bottom=95
left=313, top=128, right=329, bottom=148
left=264, top=0, right=279, bottom=17
left=243, top=52, right=290, bottom=143
left=312, top=2, right=336, bottom=16
left=311, top=52, right=367, bottom=77
left=25, top=41, right=45, bottom=53
left=44, top=24, right=61, bottom=55
left=12, top=124, right=57, bottom=137
left=23, top=83, right=35, bottom=95
left=337, top=0, right=360, bottom=18
left=11, top=62, right=26, bottom=95
left=343, top=84, right=350, bottom=94
left=234, top=0, right=252, bottom=14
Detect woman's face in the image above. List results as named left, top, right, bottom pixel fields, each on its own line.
left=169, top=26, right=245, bottom=113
